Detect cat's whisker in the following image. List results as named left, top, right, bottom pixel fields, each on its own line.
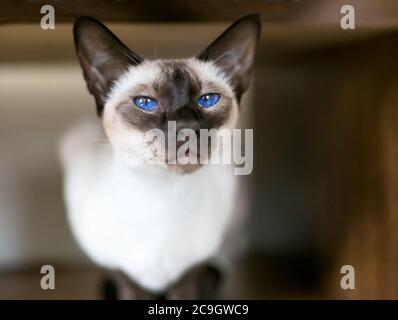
left=119, top=46, right=142, bottom=65
left=211, top=48, right=234, bottom=64
left=119, top=49, right=138, bottom=64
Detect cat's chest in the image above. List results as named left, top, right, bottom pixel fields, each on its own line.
left=71, top=163, right=236, bottom=291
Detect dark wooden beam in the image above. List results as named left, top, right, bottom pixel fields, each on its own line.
left=1, top=0, right=398, bottom=26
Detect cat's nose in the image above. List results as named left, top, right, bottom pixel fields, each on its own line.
left=174, top=121, right=201, bottom=152
left=175, top=120, right=200, bottom=136
left=167, top=106, right=201, bottom=135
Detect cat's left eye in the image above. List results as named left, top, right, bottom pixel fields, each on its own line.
left=132, top=96, right=158, bottom=111
left=197, top=93, right=220, bottom=108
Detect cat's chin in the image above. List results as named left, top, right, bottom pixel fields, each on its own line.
left=166, top=163, right=203, bottom=175
left=118, top=154, right=203, bottom=175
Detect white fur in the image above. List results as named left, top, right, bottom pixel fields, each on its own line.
left=61, top=122, right=236, bottom=291
left=60, top=59, right=239, bottom=292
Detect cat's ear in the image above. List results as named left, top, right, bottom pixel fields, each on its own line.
left=198, top=14, right=261, bottom=101
left=74, top=17, right=143, bottom=116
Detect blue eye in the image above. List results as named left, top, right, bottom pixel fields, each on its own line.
left=133, top=96, right=158, bottom=111
left=197, top=93, right=220, bottom=108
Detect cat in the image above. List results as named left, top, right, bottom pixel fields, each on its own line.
left=60, top=14, right=261, bottom=299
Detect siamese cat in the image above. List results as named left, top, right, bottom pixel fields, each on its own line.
left=60, top=14, right=261, bottom=299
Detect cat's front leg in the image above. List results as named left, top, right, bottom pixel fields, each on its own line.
left=166, top=264, right=222, bottom=300
left=102, top=264, right=222, bottom=300
left=102, top=271, right=165, bottom=300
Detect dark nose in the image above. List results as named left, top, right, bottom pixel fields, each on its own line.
left=175, top=120, right=200, bottom=136
left=167, top=106, right=201, bottom=136
left=167, top=108, right=200, bottom=153
left=175, top=121, right=200, bottom=152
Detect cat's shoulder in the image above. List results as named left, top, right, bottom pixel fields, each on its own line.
left=59, top=119, right=109, bottom=169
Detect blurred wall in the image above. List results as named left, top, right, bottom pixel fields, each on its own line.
left=0, top=63, right=91, bottom=266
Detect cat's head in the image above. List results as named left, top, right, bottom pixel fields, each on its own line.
left=74, top=15, right=261, bottom=173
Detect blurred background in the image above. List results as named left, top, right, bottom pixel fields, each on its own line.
left=0, top=0, right=397, bottom=299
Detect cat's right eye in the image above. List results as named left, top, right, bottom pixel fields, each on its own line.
left=197, top=93, right=220, bottom=109
left=132, top=96, right=158, bottom=111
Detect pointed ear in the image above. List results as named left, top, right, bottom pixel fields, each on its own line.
left=198, top=14, right=261, bottom=101
left=73, top=16, right=143, bottom=116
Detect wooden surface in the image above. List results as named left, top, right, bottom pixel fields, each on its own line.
left=0, top=256, right=318, bottom=299
left=327, top=34, right=398, bottom=298
left=253, top=31, right=398, bottom=299
left=0, top=0, right=398, bottom=26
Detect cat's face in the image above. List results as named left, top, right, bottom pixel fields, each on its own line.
left=74, top=15, right=261, bottom=173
